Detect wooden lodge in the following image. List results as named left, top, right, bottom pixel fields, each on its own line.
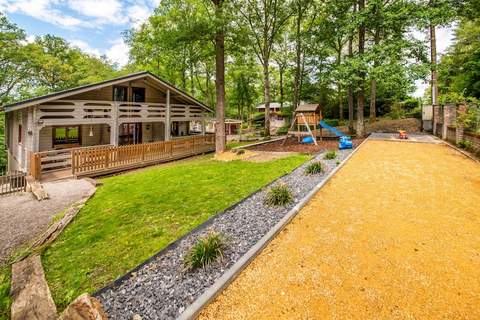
left=2, top=71, right=215, bottom=180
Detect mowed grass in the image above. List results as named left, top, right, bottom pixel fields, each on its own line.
left=42, top=154, right=309, bottom=309
left=0, top=267, right=11, bottom=320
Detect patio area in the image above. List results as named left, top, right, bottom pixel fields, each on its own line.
left=199, top=140, right=480, bottom=319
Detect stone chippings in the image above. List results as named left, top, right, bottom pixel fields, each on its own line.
left=97, top=149, right=353, bottom=320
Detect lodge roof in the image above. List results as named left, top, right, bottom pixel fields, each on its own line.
left=2, top=71, right=213, bottom=113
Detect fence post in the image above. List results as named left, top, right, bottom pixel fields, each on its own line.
left=71, top=150, right=76, bottom=176
left=456, top=104, right=466, bottom=144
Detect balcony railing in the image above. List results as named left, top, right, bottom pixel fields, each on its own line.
left=29, top=135, right=215, bottom=180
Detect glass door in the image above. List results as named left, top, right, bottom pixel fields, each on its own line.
left=119, top=123, right=142, bottom=145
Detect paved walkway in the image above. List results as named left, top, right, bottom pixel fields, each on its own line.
left=0, top=179, right=94, bottom=265
left=369, top=132, right=443, bottom=143
left=199, top=140, right=480, bottom=319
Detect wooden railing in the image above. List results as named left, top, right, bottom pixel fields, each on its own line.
left=29, top=145, right=111, bottom=180
left=29, top=136, right=215, bottom=180
left=71, top=135, right=215, bottom=177
left=0, top=171, right=27, bottom=196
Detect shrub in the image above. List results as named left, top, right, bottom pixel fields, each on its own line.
left=324, top=150, right=337, bottom=160
left=305, top=161, right=323, bottom=175
left=457, top=140, right=473, bottom=150
left=264, top=183, right=293, bottom=206
left=184, top=232, right=227, bottom=270
left=276, top=126, right=289, bottom=135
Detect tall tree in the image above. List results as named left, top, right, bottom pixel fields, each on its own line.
left=212, top=0, right=226, bottom=153
left=291, top=0, right=315, bottom=110
left=347, top=3, right=356, bottom=133
left=356, top=0, right=366, bottom=137
left=236, top=0, right=292, bottom=136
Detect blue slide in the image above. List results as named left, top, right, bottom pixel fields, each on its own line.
left=319, top=120, right=346, bottom=137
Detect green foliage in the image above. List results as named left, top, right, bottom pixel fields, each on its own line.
left=457, top=140, right=473, bottom=150
left=275, top=126, right=289, bottom=135
left=1, top=14, right=117, bottom=105
left=42, top=154, right=309, bottom=309
left=323, top=119, right=339, bottom=127
left=438, top=16, right=480, bottom=99
left=305, top=161, right=323, bottom=175
left=184, top=232, right=226, bottom=270
left=324, top=150, right=337, bottom=160
left=264, top=183, right=293, bottom=207
left=457, top=107, right=480, bottom=134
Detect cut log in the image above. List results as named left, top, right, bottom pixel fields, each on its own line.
left=10, top=255, right=58, bottom=320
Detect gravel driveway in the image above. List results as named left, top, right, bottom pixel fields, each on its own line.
left=0, top=179, right=94, bottom=265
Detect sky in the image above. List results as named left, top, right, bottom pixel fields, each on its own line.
left=1, top=0, right=456, bottom=97
left=0, top=0, right=160, bottom=66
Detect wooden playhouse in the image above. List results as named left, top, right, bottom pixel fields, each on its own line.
left=283, top=103, right=323, bottom=145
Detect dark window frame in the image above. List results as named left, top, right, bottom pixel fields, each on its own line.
left=132, top=87, right=146, bottom=102
left=113, top=86, right=128, bottom=102
left=18, top=124, right=22, bottom=144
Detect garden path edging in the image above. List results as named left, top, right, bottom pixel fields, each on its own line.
left=177, top=137, right=370, bottom=320
left=231, top=136, right=285, bottom=150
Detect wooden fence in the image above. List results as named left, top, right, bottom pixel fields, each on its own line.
left=0, top=170, right=27, bottom=195
left=30, top=135, right=215, bottom=179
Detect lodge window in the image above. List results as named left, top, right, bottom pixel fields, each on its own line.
left=132, top=87, right=146, bottom=102
left=113, top=86, right=128, bottom=102
left=53, top=126, right=80, bottom=145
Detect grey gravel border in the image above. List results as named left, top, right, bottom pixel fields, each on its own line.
left=96, top=141, right=366, bottom=320
left=177, top=137, right=370, bottom=320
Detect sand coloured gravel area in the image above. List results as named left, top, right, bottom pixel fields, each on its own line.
left=199, top=140, right=480, bottom=320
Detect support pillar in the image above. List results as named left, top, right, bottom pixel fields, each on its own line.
left=201, top=116, right=206, bottom=136
left=432, top=105, right=440, bottom=136
left=110, top=103, right=119, bottom=146
left=443, top=104, right=455, bottom=140
left=165, top=89, right=171, bottom=141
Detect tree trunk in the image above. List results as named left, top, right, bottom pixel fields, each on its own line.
left=263, top=63, right=271, bottom=137
left=369, top=78, right=377, bottom=122
left=292, top=3, right=303, bottom=110
left=356, top=0, right=366, bottom=138
left=369, top=28, right=380, bottom=122
left=337, top=48, right=343, bottom=120
left=430, top=23, right=438, bottom=106
left=213, top=0, right=226, bottom=153
left=348, top=36, right=354, bottom=133
left=279, top=67, right=284, bottom=109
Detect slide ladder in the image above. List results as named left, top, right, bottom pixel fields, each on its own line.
left=319, top=120, right=345, bottom=137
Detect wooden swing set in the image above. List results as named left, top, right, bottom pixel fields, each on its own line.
left=282, top=103, right=323, bottom=146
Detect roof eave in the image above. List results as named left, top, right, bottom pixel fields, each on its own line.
left=2, top=71, right=214, bottom=114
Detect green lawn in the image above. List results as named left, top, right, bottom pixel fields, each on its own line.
left=0, top=267, right=11, bottom=320
left=42, top=153, right=309, bottom=309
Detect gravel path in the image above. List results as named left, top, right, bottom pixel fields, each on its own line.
left=97, top=148, right=354, bottom=320
left=0, top=179, right=94, bottom=265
